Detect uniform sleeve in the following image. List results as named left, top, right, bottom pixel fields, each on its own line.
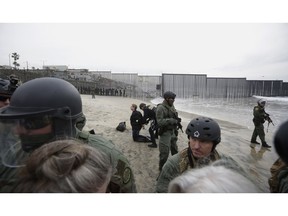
left=108, top=157, right=137, bottom=193
left=87, top=134, right=137, bottom=193
left=155, top=155, right=180, bottom=193
left=278, top=167, right=288, bottom=193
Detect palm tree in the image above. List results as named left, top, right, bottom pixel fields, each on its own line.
left=11, top=52, right=20, bottom=69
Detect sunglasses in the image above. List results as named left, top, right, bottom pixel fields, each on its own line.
left=0, top=96, right=10, bottom=102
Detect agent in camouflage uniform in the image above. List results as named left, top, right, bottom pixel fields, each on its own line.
left=269, top=120, right=288, bottom=192
left=156, top=91, right=179, bottom=171
left=156, top=116, right=223, bottom=193
left=0, top=77, right=136, bottom=193
left=250, top=99, right=271, bottom=148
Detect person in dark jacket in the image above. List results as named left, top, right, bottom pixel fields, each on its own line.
left=130, top=104, right=151, bottom=143
left=139, top=103, right=158, bottom=148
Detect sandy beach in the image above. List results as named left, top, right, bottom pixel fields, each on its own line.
left=81, top=94, right=279, bottom=193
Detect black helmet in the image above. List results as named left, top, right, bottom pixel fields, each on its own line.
left=0, top=77, right=82, bottom=119
left=139, top=103, right=146, bottom=109
left=186, top=116, right=221, bottom=146
left=0, top=77, right=83, bottom=154
left=163, top=91, right=176, bottom=99
left=274, top=121, right=288, bottom=164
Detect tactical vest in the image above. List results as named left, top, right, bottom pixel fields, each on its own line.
left=268, top=158, right=287, bottom=193
left=178, top=147, right=221, bottom=174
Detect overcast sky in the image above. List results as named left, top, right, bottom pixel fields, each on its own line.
left=1, top=23, right=288, bottom=81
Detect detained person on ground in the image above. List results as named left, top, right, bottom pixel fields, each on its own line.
left=130, top=104, right=152, bottom=143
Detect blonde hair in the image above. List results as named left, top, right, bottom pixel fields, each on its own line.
left=168, top=164, right=260, bottom=193
left=14, top=139, right=113, bottom=193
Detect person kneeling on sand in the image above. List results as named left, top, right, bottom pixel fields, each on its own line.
left=156, top=116, right=241, bottom=193
left=130, top=103, right=152, bottom=143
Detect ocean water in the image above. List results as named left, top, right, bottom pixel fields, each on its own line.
left=151, top=95, right=288, bottom=135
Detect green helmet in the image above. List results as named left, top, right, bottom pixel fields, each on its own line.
left=186, top=116, right=221, bottom=146
left=163, top=91, right=176, bottom=99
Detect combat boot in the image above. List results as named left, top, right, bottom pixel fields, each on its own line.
left=148, top=143, right=157, bottom=148
left=262, top=142, right=271, bottom=148
left=250, top=140, right=260, bottom=144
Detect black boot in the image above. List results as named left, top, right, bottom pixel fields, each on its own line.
left=250, top=140, right=260, bottom=144
left=262, top=142, right=271, bottom=148
left=148, top=143, right=157, bottom=148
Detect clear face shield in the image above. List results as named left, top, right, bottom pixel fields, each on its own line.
left=0, top=108, right=74, bottom=168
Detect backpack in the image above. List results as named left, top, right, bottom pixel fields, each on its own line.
left=116, top=121, right=126, bottom=132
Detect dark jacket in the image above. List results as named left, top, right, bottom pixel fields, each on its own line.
left=142, top=107, right=156, bottom=124
left=130, top=110, right=143, bottom=130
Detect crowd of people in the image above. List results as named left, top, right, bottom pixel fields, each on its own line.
left=0, top=74, right=287, bottom=193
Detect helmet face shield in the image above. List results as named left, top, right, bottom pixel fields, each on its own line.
left=0, top=112, right=74, bottom=168
left=0, top=77, right=83, bottom=168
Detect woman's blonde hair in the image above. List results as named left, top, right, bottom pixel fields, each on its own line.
left=168, top=162, right=260, bottom=193
left=14, top=139, right=113, bottom=193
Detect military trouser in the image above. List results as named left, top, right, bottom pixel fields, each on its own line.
left=148, top=127, right=157, bottom=145
left=251, top=123, right=266, bottom=144
left=158, top=129, right=178, bottom=171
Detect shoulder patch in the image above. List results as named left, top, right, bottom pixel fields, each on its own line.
left=116, top=159, right=132, bottom=184
left=123, top=167, right=132, bottom=184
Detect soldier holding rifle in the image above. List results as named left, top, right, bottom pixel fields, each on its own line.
left=250, top=98, right=272, bottom=148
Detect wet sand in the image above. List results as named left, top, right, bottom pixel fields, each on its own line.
left=81, top=94, right=279, bottom=192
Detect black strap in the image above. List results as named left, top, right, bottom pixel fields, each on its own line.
left=187, top=147, right=194, bottom=168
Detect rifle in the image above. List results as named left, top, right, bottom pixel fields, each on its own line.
left=265, top=112, right=274, bottom=133
left=173, top=113, right=183, bottom=133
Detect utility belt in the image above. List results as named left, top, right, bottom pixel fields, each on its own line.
left=253, top=118, right=265, bottom=125
left=158, top=125, right=177, bottom=135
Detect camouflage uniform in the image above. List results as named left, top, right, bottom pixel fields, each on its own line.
left=269, top=158, right=288, bottom=193
left=76, top=130, right=137, bottom=193
left=156, top=147, right=221, bottom=193
left=251, top=105, right=267, bottom=144
left=156, top=100, right=179, bottom=171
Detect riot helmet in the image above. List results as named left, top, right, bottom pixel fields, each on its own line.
left=257, top=98, right=267, bottom=107
left=0, top=77, right=83, bottom=167
left=186, top=116, right=221, bottom=149
left=163, top=91, right=176, bottom=100
left=274, top=120, right=288, bottom=164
